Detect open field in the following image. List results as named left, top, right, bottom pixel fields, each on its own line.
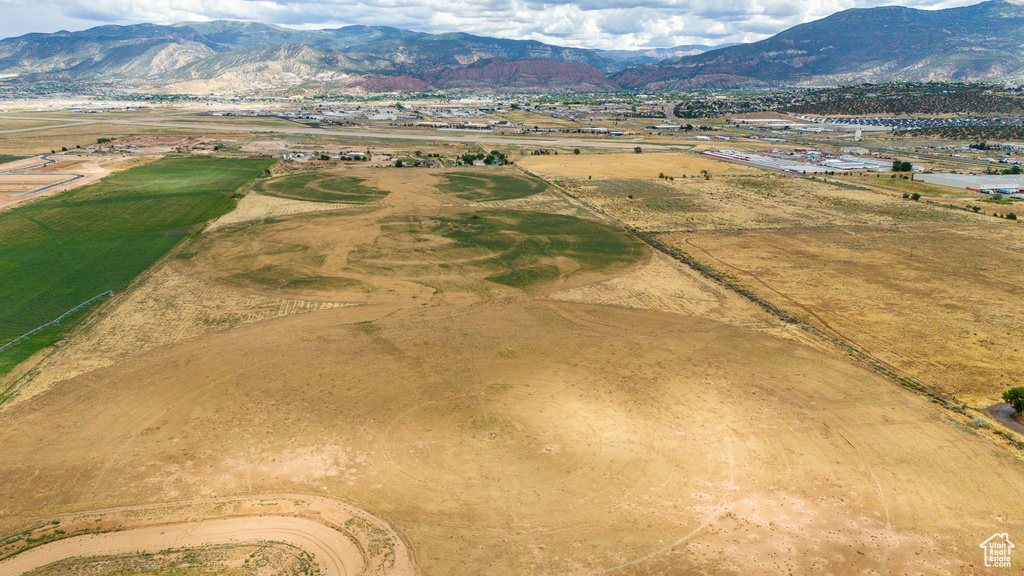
left=535, top=154, right=1024, bottom=406
left=554, top=172, right=972, bottom=232
left=0, top=156, right=272, bottom=377
left=664, top=221, right=1024, bottom=404
left=437, top=170, right=549, bottom=201
left=0, top=121, right=257, bottom=154
left=1, top=150, right=1023, bottom=576
left=519, top=151, right=761, bottom=180
left=839, top=174, right=983, bottom=197
left=255, top=171, right=389, bottom=203
left=0, top=119, right=67, bottom=132
left=494, top=110, right=581, bottom=128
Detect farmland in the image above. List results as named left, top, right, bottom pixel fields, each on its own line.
left=255, top=171, right=388, bottom=203
left=0, top=156, right=272, bottom=377
left=0, top=114, right=1022, bottom=576
left=437, top=170, right=549, bottom=201
left=523, top=152, right=1024, bottom=406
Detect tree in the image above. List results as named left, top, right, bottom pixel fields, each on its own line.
left=1004, top=387, right=1024, bottom=414
left=573, top=148, right=580, bottom=155
left=634, top=146, right=642, bottom=154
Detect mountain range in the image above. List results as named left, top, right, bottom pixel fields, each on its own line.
left=0, top=0, right=1022, bottom=94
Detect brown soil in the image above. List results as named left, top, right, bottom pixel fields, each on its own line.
left=0, top=156, right=111, bottom=211
left=0, top=494, right=413, bottom=576
left=1, top=157, right=1022, bottom=576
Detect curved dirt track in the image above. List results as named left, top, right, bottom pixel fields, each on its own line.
left=0, top=516, right=363, bottom=576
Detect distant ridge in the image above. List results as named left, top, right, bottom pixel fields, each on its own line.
left=0, top=1, right=1022, bottom=94
left=613, top=0, right=1024, bottom=88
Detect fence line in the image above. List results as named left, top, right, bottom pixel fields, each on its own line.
left=0, top=291, right=114, bottom=353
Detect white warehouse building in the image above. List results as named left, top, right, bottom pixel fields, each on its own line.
left=913, top=173, right=1024, bottom=194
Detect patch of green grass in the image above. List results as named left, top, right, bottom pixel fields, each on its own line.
left=256, top=172, right=387, bottom=203
left=0, top=155, right=23, bottom=166
left=642, top=197, right=696, bottom=212
left=583, top=178, right=676, bottom=199
left=354, top=210, right=643, bottom=289
left=485, top=265, right=561, bottom=287
left=229, top=264, right=367, bottom=291
left=0, top=156, right=273, bottom=376
left=438, top=171, right=548, bottom=202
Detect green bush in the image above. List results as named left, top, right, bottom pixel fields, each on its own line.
left=1004, top=387, right=1024, bottom=414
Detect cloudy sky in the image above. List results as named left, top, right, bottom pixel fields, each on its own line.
left=0, top=0, right=985, bottom=50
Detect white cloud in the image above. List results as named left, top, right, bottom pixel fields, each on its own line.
left=0, top=0, right=987, bottom=49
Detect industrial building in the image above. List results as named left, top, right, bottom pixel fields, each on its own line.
left=913, top=173, right=1024, bottom=194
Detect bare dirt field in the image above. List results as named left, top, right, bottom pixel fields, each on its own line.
left=1, top=155, right=1023, bottom=576
left=0, top=156, right=112, bottom=211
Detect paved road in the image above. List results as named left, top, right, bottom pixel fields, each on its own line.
left=665, top=102, right=682, bottom=122
left=0, top=154, right=85, bottom=195
left=987, top=403, right=1024, bottom=436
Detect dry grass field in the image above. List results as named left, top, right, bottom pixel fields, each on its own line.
left=520, top=151, right=762, bottom=180
left=1, top=146, right=1023, bottom=575
left=530, top=153, right=1024, bottom=406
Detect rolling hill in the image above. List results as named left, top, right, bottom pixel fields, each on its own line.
left=0, top=21, right=616, bottom=92
left=613, top=0, right=1024, bottom=88
left=1, top=0, right=1023, bottom=93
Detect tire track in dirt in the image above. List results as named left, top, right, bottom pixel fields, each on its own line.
left=600, top=419, right=736, bottom=574
left=835, top=430, right=895, bottom=574
left=0, top=494, right=416, bottom=576
left=0, top=516, right=362, bottom=576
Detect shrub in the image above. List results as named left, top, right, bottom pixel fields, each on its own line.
left=1004, top=387, right=1024, bottom=414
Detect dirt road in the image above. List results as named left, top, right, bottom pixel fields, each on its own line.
left=0, top=516, right=364, bottom=576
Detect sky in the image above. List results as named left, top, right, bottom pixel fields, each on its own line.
left=0, top=0, right=986, bottom=50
